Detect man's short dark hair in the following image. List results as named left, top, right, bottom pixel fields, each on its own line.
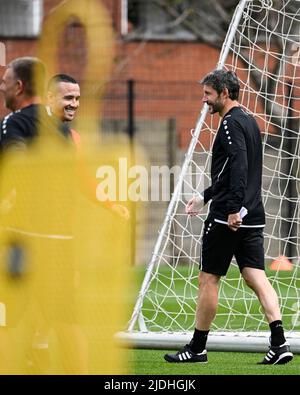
left=200, top=69, right=240, bottom=100
left=8, top=57, right=46, bottom=97
left=47, top=74, right=78, bottom=92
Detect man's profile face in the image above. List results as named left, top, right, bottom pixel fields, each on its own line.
left=0, top=67, right=18, bottom=111
left=48, top=81, right=80, bottom=122
left=202, top=84, right=225, bottom=115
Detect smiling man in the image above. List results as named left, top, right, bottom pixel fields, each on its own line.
left=47, top=74, right=80, bottom=123
left=46, top=74, right=129, bottom=221
left=46, top=74, right=81, bottom=145
left=164, top=69, right=293, bottom=366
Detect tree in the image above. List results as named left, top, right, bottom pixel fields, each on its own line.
left=128, top=0, right=238, bottom=46
left=151, top=0, right=238, bottom=47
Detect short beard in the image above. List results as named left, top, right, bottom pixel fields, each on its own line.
left=209, top=98, right=223, bottom=114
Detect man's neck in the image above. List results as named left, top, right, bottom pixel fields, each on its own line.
left=219, top=100, right=239, bottom=118
left=12, top=96, right=41, bottom=111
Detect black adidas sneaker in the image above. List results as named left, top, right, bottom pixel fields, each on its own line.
left=258, top=342, right=293, bottom=365
left=164, top=344, right=208, bottom=363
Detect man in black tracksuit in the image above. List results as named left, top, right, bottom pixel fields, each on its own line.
left=0, top=57, right=46, bottom=151
left=164, top=69, right=293, bottom=365
left=0, top=58, right=72, bottom=152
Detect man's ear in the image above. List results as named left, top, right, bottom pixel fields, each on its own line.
left=221, top=87, right=229, bottom=99
left=15, top=79, right=24, bottom=96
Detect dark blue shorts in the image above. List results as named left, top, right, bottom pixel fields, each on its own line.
left=200, top=214, right=265, bottom=276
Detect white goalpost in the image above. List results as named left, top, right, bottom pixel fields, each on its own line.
left=118, top=0, right=300, bottom=352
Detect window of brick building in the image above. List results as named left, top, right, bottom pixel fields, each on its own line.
left=0, top=0, right=43, bottom=38
left=125, top=0, right=197, bottom=40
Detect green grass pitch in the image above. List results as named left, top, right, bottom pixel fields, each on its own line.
left=124, top=264, right=300, bottom=375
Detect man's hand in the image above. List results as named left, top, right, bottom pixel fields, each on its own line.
left=185, top=195, right=204, bottom=216
left=228, top=213, right=242, bottom=231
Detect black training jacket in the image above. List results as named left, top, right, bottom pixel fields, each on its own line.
left=203, top=106, right=265, bottom=226
left=0, top=104, right=71, bottom=151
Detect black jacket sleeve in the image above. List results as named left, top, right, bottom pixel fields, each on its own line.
left=0, top=110, right=38, bottom=151
left=220, top=118, right=248, bottom=214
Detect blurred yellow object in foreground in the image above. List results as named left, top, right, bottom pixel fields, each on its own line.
left=0, top=133, right=131, bottom=374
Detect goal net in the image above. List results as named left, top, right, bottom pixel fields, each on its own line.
left=121, top=0, right=300, bottom=352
